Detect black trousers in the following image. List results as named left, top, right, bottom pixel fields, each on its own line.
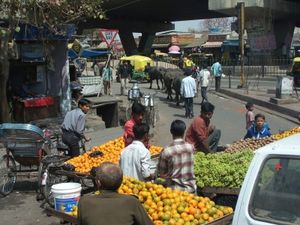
left=215, top=76, right=221, bottom=92
left=184, top=97, right=194, bottom=117
left=201, top=86, right=208, bottom=103
left=62, top=130, right=81, bottom=157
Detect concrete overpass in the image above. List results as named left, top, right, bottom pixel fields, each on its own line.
left=78, top=0, right=300, bottom=55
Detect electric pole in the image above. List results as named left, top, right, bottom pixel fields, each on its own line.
left=237, top=2, right=245, bottom=88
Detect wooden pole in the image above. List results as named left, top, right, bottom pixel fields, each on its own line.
left=238, top=2, right=245, bottom=88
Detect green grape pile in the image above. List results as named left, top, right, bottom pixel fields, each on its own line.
left=194, top=150, right=254, bottom=189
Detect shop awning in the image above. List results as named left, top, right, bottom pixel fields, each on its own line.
left=201, top=41, right=223, bottom=48
left=222, top=39, right=240, bottom=47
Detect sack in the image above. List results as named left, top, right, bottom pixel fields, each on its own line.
left=221, top=73, right=226, bottom=78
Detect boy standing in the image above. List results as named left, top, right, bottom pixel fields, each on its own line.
left=102, top=61, right=113, bottom=95
left=200, top=64, right=210, bottom=104
left=245, top=102, right=255, bottom=129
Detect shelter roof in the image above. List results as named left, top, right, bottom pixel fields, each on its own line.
left=201, top=41, right=223, bottom=48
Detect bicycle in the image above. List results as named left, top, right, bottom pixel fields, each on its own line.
left=37, top=132, right=92, bottom=205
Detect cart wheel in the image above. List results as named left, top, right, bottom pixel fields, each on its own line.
left=37, top=155, right=69, bottom=206
left=0, top=155, right=17, bottom=196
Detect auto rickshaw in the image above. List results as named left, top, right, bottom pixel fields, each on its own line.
left=120, top=55, right=154, bottom=81
left=287, top=57, right=300, bottom=87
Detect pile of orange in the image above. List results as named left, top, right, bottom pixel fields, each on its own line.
left=272, top=126, right=300, bottom=140
left=66, top=137, right=163, bottom=173
left=119, top=177, right=233, bottom=225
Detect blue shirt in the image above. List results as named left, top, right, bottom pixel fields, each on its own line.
left=102, top=67, right=112, bottom=81
left=244, top=125, right=271, bottom=139
left=211, top=62, right=222, bottom=77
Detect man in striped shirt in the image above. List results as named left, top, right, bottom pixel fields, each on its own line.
left=156, top=120, right=196, bottom=193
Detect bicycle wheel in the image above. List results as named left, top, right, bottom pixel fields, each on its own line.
left=38, top=155, right=69, bottom=206
left=0, top=155, right=17, bottom=196
left=43, top=168, right=69, bottom=207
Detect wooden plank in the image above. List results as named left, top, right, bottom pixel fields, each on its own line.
left=206, top=213, right=233, bottom=225
left=201, top=187, right=240, bottom=195
left=44, top=207, right=78, bottom=224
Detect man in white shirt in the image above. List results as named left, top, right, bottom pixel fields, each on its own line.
left=119, top=123, right=154, bottom=181
left=180, top=70, right=197, bottom=118
left=200, top=64, right=211, bottom=104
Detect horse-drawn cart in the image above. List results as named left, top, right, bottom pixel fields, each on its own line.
left=0, top=123, right=51, bottom=196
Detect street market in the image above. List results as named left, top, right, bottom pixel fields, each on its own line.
left=1, top=1, right=300, bottom=225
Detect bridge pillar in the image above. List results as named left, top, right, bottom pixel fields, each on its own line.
left=138, top=32, right=155, bottom=56
left=245, top=16, right=295, bottom=56
left=118, top=30, right=138, bottom=56
left=273, top=20, right=295, bottom=56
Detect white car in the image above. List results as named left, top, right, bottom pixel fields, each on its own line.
left=233, top=133, right=300, bottom=225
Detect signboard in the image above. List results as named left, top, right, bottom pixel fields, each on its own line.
left=281, top=77, right=293, bottom=95
left=98, top=29, right=119, bottom=47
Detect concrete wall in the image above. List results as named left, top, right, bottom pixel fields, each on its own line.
left=209, top=0, right=300, bottom=14
left=209, top=0, right=264, bottom=10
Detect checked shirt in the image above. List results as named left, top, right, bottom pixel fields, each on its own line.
left=157, top=138, right=196, bottom=193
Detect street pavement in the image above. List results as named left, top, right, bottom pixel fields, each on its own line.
left=0, top=77, right=299, bottom=225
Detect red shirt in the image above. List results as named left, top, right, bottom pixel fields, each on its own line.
left=123, top=118, right=136, bottom=147
left=185, top=116, right=210, bottom=151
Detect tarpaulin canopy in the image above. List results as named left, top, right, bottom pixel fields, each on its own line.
left=68, top=48, right=109, bottom=60
left=120, top=55, right=154, bottom=71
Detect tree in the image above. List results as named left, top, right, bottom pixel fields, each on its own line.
left=0, top=0, right=105, bottom=122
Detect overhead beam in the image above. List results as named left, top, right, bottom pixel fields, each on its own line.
left=78, top=19, right=174, bottom=33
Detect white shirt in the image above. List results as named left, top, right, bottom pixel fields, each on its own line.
left=119, top=140, right=151, bottom=181
left=180, top=76, right=196, bottom=98
left=200, top=69, right=210, bottom=87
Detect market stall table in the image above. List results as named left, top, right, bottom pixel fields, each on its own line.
left=13, top=96, right=58, bottom=122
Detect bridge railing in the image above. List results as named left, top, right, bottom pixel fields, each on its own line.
left=191, top=56, right=291, bottom=78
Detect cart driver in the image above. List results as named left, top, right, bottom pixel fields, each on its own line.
left=61, top=98, right=91, bottom=157
left=78, top=162, right=153, bottom=225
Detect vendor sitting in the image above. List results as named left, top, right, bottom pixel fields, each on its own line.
left=78, top=162, right=153, bottom=225
left=14, top=80, right=36, bottom=99
left=244, top=113, right=271, bottom=139
left=157, top=120, right=197, bottom=193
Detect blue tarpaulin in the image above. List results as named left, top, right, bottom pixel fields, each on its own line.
left=80, top=49, right=109, bottom=58
left=14, top=23, right=75, bottom=41
left=68, top=49, right=109, bottom=59
left=68, top=49, right=79, bottom=60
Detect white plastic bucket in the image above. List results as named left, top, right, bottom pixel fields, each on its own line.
left=51, top=182, right=82, bottom=216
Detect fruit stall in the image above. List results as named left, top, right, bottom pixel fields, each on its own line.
left=195, top=127, right=300, bottom=203
left=43, top=136, right=234, bottom=225
left=43, top=126, right=300, bottom=225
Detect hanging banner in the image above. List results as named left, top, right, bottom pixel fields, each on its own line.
left=98, top=29, right=119, bottom=47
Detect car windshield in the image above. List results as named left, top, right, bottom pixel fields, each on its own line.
left=250, top=156, right=300, bottom=225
